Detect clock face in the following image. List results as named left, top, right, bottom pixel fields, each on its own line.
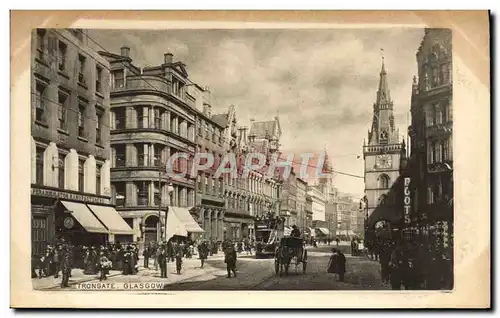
left=376, top=154, right=392, bottom=169
left=63, top=216, right=75, bottom=229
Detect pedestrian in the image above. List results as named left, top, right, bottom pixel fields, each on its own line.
left=389, top=245, right=402, bottom=290
left=198, top=241, right=208, bottom=269
left=336, top=249, right=347, bottom=282
left=327, top=248, right=338, bottom=275
left=99, top=252, right=111, bottom=281
left=158, top=246, right=167, bottom=278
left=60, top=248, right=71, bottom=288
left=143, top=244, right=150, bottom=269
left=175, top=245, right=184, bottom=275
left=224, top=243, right=237, bottom=278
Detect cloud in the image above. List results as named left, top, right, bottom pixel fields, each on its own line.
left=89, top=28, right=425, bottom=195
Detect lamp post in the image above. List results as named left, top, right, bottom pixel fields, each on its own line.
left=158, top=164, right=174, bottom=243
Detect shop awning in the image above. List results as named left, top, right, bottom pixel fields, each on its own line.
left=166, top=210, right=188, bottom=242
left=171, top=207, right=204, bottom=233
left=315, top=227, right=330, bottom=235
left=87, top=204, right=134, bottom=235
left=60, top=201, right=109, bottom=234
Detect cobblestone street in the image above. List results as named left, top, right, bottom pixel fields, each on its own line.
left=36, top=247, right=387, bottom=291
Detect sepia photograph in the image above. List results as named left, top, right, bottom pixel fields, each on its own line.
left=10, top=10, right=490, bottom=308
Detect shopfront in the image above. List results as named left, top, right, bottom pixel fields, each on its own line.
left=31, top=186, right=134, bottom=255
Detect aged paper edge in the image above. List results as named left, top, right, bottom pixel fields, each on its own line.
left=10, top=10, right=490, bottom=309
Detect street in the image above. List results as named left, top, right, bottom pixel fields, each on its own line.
left=38, top=247, right=387, bottom=291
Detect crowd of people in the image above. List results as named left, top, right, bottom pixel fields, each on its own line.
left=366, top=238, right=453, bottom=290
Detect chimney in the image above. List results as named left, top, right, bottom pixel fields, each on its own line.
left=121, top=46, right=130, bottom=58
left=164, top=52, right=173, bottom=64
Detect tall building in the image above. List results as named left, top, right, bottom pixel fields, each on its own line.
left=318, top=149, right=337, bottom=238
left=363, top=58, right=406, bottom=237
left=31, top=29, right=131, bottom=255
left=280, top=169, right=298, bottom=226
left=408, top=29, right=453, bottom=251
left=100, top=48, right=202, bottom=245
left=308, top=185, right=327, bottom=237
left=191, top=85, right=226, bottom=241
left=296, top=177, right=309, bottom=232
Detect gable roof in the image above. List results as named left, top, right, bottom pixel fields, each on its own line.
left=249, top=120, right=276, bottom=139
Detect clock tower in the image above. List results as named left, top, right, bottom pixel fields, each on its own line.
left=363, top=57, right=404, bottom=223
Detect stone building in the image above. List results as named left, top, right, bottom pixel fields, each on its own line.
left=308, top=185, right=328, bottom=237
left=408, top=28, right=453, bottom=250
left=296, top=177, right=309, bottom=232
left=363, top=57, right=406, bottom=238
left=191, top=85, right=226, bottom=241
left=280, top=169, right=298, bottom=227
left=31, top=29, right=132, bottom=255
left=100, top=48, right=202, bottom=244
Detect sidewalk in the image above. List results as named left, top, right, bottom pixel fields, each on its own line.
left=32, top=268, right=126, bottom=290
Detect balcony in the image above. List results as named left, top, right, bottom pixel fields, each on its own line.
left=426, top=122, right=452, bottom=138
left=428, top=160, right=453, bottom=174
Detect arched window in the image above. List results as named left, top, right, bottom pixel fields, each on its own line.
left=378, top=174, right=390, bottom=189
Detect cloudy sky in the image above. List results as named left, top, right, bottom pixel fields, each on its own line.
left=89, top=28, right=425, bottom=197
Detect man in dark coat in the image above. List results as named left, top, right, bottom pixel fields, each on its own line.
left=158, top=247, right=167, bottom=278
left=224, top=243, right=237, bottom=278
left=291, top=225, right=301, bottom=238
left=143, top=244, right=150, bottom=269
left=60, top=248, right=71, bottom=288
left=198, top=241, right=209, bottom=269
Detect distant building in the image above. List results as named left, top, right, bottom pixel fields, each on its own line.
left=296, top=177, right=309, bottom=232
left=31, top=29, right=130, bottom=255
left=308, top=185, right=327, bottom=237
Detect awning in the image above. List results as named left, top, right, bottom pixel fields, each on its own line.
left=315, top=227, right=330, bottom=235
left=171, top=207, right=204, bottom=233
left=60, top=201, right=109, bottom=234
left=166, top=210, right=188, bottom=242
left=87, top=204, right=134, bottom=235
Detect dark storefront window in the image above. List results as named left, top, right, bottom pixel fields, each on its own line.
left=32, top=215, right=48, bottom=256
left=35, top=146, right=44, bottom=185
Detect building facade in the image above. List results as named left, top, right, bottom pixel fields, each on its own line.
left=31, top=29, right=130, bottom=255
left=192, top=87, right=226, bottom=241
left=308, top=185, right=327, bottom=237
left=296, top=177, right=309, bottom=232
left=363, top=58, right=406, bottom=238
left=280, top=170, right=298, bottom=226
left=101, top=48, right=200, bottom=244
left=408, top=28, right=453, bottom=253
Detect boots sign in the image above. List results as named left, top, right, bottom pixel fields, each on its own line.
left=404, top=177, right=411, bottom=224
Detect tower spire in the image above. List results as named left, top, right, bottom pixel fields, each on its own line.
left=377, top=53, right=391, bottom=104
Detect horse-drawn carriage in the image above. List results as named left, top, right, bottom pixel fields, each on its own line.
left=274, top=236, right=308, bottom=276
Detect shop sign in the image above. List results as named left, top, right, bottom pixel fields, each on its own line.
left=403, top=177, right=411, bottom=224
left=63, top=216, right=75, bottom=229
left=31, top=187, right=109, bottom=205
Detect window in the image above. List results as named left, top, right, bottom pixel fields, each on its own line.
left=114, top=144, right=126, bottom=167
left=78, top=102, right=86, bottom=137
left=96, top=65, right=103, bottom=93
left=170, top=115, right=176, bottom=133
left=153, top=144, right=164, bottom=166
left=154, top=108, right=161, bottom=129
left=432, top=141, right=442, bottom=163
left=154, top=182, right=161, bottom=206
left=440, top=63, right=449, bottom=85
left=114, top=108, right=125, bottom=130
left=57, top=41, right=67, bottom=71
left=137, top=107, right=148, bottom=129
left=96, top=164, right=101, bottom=195
left=136, top=143, right=146, bottom=167
left=78, top=54, right=86, bottom=85
left=115, top=182, right=126, bottom=206
left=35, top=146, right=44, bottom=185
left=136, top=182, right=149, bottom=206
left=432, top=66, right=439, bottom=87
left=378, top=174, right=390, bottom=189
left=96, top=110, right=103, bottom=144
left=197, top=175, right=202, bottom=191
left=78, top=159, right=85, bottom=192
left=57, top=91, right=68, bottom=130
left=58, top=153, right=65, bottom=189
left=435, top=105, right=442, bottom=125
left=428, top=141, right=435, bottom=164
left=197, top=119, right=202, bottom=135
left=443, top=139, right=449, bottom=161
left=113, top=70, right=125, bottom=88
left=426, top=108, right=434, bottom=127
left=204, top=175, right=208, bottom=194
left=35, top=82, right=47, bottom=123
left=36, top=29, right=45, bottom=60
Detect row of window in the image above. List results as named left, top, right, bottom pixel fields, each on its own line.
left=113, top=106, right=195, bottom=141
left=197, top=118, right=224, bottom=146
left=425, top=101, right=453, bottom=127
left=422, top=62, right=451, bottom=91
left=34, top=81, right=105, bottom=143
left=36, top=29, right=105, bottom=93
left=427, top=137, right=453, bottom=164
left=113, top=181, right=194, bottom=208
left=196, top=174, right=224, bottom=196
left=34, top=146, right=103, bottom=195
